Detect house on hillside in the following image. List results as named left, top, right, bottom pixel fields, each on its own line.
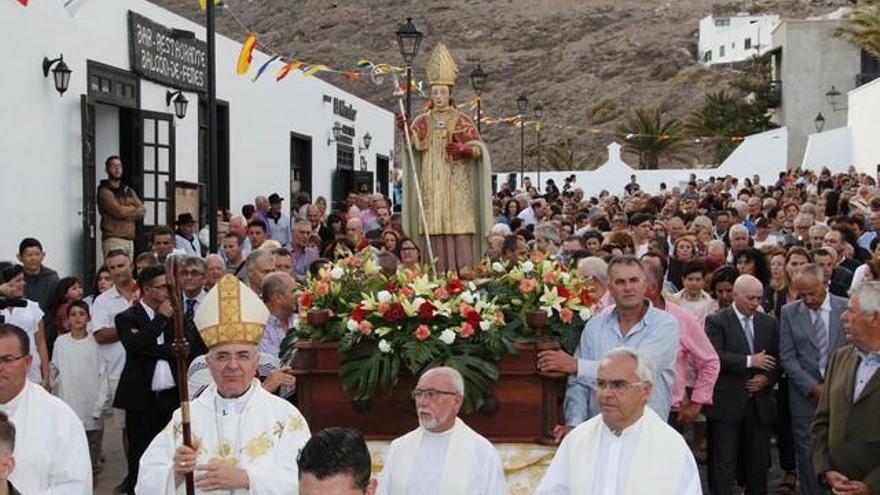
left=697, top=13, right=779, bottom=66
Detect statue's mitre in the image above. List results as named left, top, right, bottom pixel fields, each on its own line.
left=194, top=275, right=269, bottom=348
left=426, top=43, right=459, bottom=87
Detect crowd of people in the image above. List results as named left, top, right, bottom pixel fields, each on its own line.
left=0, top=154, right=878, bottom=494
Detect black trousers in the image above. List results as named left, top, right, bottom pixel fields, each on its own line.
left=124, top=390, right=178, bottom=495
left=775, top=378, right=797, bottom=471
left=709, top=400, right=772, bottom=495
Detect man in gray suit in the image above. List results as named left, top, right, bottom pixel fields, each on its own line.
left=779, top=264, right=848, bottom=494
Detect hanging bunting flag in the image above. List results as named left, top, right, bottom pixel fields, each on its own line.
left=276, top=60, right=306, bottom=81
left=343, top=71, right=361, bottom=81
left=236, top=33, right=258, bottom=75
left=61, top=0, right=86, bottom=16
left=302, top=64, right=329, bottom=78
left=15, top=0, right=28, bottom=6
left=356, top=59, right=374, bottom=69
left=198, top=0, right=222, bottom=10
left=251, top=55, right=280, bottom=82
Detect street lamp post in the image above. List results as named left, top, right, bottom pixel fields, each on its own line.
left=396, top=18, right=423, bottom=121
left=516, top=91, right=529, bottom=190
left=534, top=102, right=543, bottom=191
left=206, top=0, right=218, bottom=254
left=469, top=64, right=487, bottom=134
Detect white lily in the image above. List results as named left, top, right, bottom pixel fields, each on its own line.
left=539, top=286, right=564, bottom=314
left=479, top=320, right=491, bottom=331
left=522, top=261, right=535, bottom=274
left=378, top=339, right=393, bottom=353
left=411, top=275, right=436, bottom=296
left=330, top=267, right=345, bottom=280
left=491, top=261, right=505, bottom=273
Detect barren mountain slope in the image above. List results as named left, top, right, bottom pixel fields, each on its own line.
left=154, top=0, right=849, bottom=170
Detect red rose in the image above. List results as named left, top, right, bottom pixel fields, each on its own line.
left=386, top=282, right=398, bottom=292
left=351, top=306, right=366, bottom=323
left=418, top=301, right=435, bottom=320
left=446, top=278, right=465, bottom=295
left=580, top=288, right=594, bottom=306
left=299, top=292, right=313, bottom=309
left=557, top=286, right=571, bottom=302
left=414, top=324, right=431, bottom=341
left=383, top=302, right=406, bottom=323
left=465, top=309, right=481, bottom=328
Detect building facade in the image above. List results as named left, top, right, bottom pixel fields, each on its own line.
left=0, top=0, right=395, bottom=282
left=767, top=17, right=876, bottom=168
left=698, top=13, right=779, bottom=66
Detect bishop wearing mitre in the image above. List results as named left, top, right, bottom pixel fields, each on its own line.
left=401, top=43, right=494, bottom=274
left=136, top=275, right=311, bottom=494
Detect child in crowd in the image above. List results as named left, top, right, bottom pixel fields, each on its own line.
left=50, top=277, right=85, bottom=336
left=51, top=300, right=109, bottom=476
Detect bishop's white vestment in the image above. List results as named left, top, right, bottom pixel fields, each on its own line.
left=377, top=417, right=507, bottom=495
left=0, top=381, right=92, bottom=494
left=535, top=407, right=701, bottom=495
left=136, top=379, right=311, bottom=494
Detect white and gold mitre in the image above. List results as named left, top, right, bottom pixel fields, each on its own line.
left=194, top=275, right=269, bottom=348
left=425, top=43, right=459, bottom=87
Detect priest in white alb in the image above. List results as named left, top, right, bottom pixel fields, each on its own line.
left=0, top=323, right=92, bottom=494
left=377, top=366, right=507, bottom=495
left=136, top=275, right=311, bottom=494
left=535, top=347, right=701, bottom=495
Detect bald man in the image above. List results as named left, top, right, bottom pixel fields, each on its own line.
left=705, top=275, right=780, bottom=495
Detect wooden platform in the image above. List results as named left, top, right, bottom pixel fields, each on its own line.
left=291, top=340, right=566, bottom=443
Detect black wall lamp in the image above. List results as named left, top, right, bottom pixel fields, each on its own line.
left=42, top=54, right=72, bottom=97
left=165, top=90, right=189, bottom=119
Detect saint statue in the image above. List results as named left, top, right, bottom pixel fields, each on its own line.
left=401, top=43, right=493, bottom=275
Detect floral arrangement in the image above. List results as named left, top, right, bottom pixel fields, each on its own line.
left=482, top=252, right=597, bottom=353
left=283, top=250, right=596, bottom=412
left=284, top=251, right=516, bottom=412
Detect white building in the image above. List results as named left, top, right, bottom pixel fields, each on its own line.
left=767, top=14, right=879, bottom=168
left=0, top=0, right=395, bottom=284
left=698, top=13, right=780, bottom=66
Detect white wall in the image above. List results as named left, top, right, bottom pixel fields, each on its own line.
left=0, top=0, right=394, bottom=277
left=801, top=126, right=853, bottom=173
left=848, top=77, right=880, bottom=176
left=497, top=128, right=788, bottom=196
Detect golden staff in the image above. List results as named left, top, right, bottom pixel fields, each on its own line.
left=164, top=255, right=195, bottom=495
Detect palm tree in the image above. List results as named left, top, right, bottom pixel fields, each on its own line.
left=685, top=91, right=747, bottom=164
left=525, top=133, right=595, bottom=171
left=834, top=0, right=880, bottom=58
left=616, top=108, right=691, bottom=169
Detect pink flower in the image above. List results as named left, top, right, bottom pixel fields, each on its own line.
left=560, top=308, right=574, bottom=324
left=315, top=281, right=330, bottom=296
left=460, top=322, right=475, bottom=339
left=434, top=287, right=449, bottom=300
left=542, top=272, right=558, bottom=284
left=414, top=324, right=431, bottom=341
left=519, top=278, right=537, bottom=293
left=358, top=320, right=373, bottom=335
left=400, top=287, right=415, bottom=299
left=377, top=302, right=390, bottom=314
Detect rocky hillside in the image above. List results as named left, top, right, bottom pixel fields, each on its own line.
left=154, top=0, right=849, bottom=170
